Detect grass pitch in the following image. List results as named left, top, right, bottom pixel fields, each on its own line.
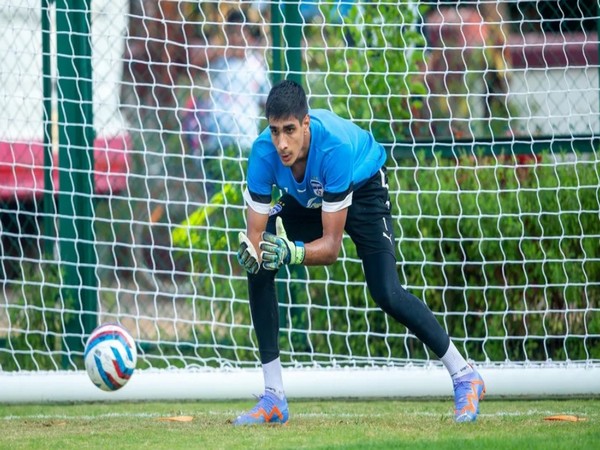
left=1, top=398, right=598, bottom=449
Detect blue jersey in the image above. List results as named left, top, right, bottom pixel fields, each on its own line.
left=244, top=109, right=387, bottom=214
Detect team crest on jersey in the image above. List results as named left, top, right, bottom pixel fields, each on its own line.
left=310, top=179, right=324, bottom=197
left=268, top=202, right=283, bottom=216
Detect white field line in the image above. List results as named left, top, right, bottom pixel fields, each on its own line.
left=0, top=409, right=596, bottom=421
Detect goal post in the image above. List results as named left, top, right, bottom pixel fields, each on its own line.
left=1, top=366, right=599, bottom=404
left=1, top=0, right=599, bottom=403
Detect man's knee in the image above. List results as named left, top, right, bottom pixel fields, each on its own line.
left=369, top=278, right=403, bottom=313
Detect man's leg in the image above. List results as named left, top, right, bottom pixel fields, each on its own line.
left=247, top=268, right=284, bottom=397
left=361, top=252, right=485, bottom=422
left=246, top=194, right=321, bottom=370
left=362, top=252, right=450, bottom=357
left=234, top=196, right=321, bottom=425
left=233, top=267, right=289, bottom=426
left=346, top=169, right=485, bottom=422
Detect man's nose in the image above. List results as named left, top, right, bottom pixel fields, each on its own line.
left=278, top=136, right=288, bottom=151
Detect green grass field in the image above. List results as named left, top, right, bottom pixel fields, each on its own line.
left=1, top=398, right=598, bottom=449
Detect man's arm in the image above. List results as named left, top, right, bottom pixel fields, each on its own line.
left=261, top=207, right=348, bottom=269
left=246, top=207, right=270, bottom=259
left=236, top=206, right=269, bottom=274
left=302, top=208, right=347, bottom=265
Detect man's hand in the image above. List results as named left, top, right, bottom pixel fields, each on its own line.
left=260, top=217, right=305, bottom=270
left=237, top=232, right=260, bottom=274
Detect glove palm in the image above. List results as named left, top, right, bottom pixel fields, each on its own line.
left=237, top=232, right=260, bottom=274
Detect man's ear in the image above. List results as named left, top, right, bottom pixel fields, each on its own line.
left=303, top=114, right=310, bottom=132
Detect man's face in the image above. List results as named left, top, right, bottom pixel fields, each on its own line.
left=268, top=114, right=310, bottom=167
left=226, top=23, right=245, bottom=47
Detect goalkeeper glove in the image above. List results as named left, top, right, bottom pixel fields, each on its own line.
left=237, top=232, right=260, bottom=274
left=260, top=217, right=305, bottom=270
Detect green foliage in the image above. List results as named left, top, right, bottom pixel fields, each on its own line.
left=167, top=151, right=257, bottom=367
left=4, top=153, right=598, bottom=370
left=303, top=3, right=520, bottom=141
left=172, top=152, right=599, bottom=366
left=0, top=263, right=63, bottom=371
left=392, top=153, right=600, bottom=362
left=305, top=2, right=427, bottom=142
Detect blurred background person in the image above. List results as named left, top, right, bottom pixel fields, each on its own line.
left=181, top=8, right=270, bottom=192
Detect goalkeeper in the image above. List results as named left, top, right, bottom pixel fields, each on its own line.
left=234, top=80, right=485, bottom=425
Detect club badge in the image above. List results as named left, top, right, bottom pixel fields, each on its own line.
left=310, top=179, right=324, bottom=197
left=268, top=202, right=283, bottom=216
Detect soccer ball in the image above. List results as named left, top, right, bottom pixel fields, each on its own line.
left=84, top=323, right=137, bottom=392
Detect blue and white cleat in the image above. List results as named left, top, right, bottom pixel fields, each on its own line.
left=233, top=390, right=289, bottom=426
left=453, top=369, right=486, bottom=423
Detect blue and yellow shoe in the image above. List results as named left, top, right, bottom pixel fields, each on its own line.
left=453, top=369, right=485, bottom=423
left=233, top=391, right=289, bottom=426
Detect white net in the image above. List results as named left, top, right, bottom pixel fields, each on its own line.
left=0, top=0, right=599, bottom=387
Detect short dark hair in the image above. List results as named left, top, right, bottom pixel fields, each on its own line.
left=226, top=9, right=245, bottom=24
left=225, top=9, right=261, bottom=40
left=265, top=79, right=308, bottom=122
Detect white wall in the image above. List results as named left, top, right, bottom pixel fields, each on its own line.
left=508, top=66, right=600, bottom=136
left=0, top=0, right=129, bottom=142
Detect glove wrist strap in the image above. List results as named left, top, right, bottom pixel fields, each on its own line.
left=293, top=241, right=305, bottom=265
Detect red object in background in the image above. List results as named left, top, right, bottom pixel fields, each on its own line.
left=0, top=134, right=131, bottom=202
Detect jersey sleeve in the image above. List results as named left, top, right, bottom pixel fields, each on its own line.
left=244, top=144, right=274, bottom=215
left=322, top=144, right=354, bottom=213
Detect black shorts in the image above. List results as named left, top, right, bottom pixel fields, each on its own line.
left=267, top=167, right=396, bottom=260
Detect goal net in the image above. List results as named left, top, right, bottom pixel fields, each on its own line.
left=1, top=0, right=599, bottom=402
